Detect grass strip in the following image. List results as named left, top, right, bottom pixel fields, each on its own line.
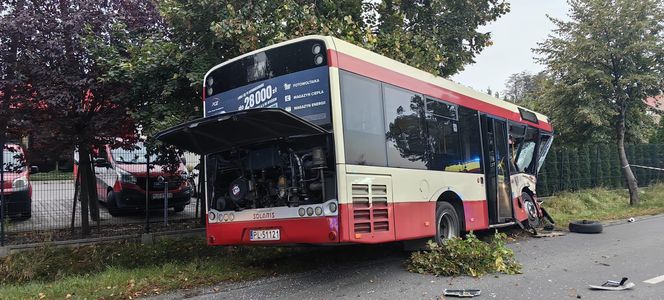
left=0, top=238, right=402, bottom=299
left=30, top=171, right=73, bottom=181
left=542, top=183, right=664, bottom=228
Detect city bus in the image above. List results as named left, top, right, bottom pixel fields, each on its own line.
left=156, top=35, right=553, bottom=246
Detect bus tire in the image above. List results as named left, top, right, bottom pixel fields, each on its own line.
left=106, top=191, right=121, bottom=217
left=569, top=220, right=603, bottom=234
left=435, top=201, right=461, bottom=245
left=522, top=192, right=540, bottom=228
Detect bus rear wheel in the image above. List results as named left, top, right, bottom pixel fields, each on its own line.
left=435, top=201, right=461, bottom=245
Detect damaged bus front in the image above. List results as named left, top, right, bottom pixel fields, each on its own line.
left=156, top=37, right=339, bottom=245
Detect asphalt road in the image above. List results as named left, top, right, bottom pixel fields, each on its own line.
left=155, top=215, right=664, bottom=300
left=7, top=180, right=199, bottom=232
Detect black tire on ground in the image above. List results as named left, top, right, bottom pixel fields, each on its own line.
left=522, top=192, right=541, bottom=228
left=106, top=191, right=122, bottom=217
left=569, top=220, right=603, bottom=234
left=173, top=205, right=185, bottom=212
left=434, top=201, right=461, bottom=245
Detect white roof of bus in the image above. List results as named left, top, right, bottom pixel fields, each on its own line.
left=203, top=35, right=550, bottom=123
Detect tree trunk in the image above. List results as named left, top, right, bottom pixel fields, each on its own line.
left=617, top=120, right=639, bottom=205
left=78, top=146, right=91, bottom=235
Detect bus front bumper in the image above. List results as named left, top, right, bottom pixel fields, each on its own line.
left=206, top=216, right=340, bottom=246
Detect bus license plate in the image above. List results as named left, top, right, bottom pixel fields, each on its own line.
left=250, top=229, right=280, bottom=241
left=152, top=193, right=172, bottom=199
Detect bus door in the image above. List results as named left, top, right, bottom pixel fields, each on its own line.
left=480, top=115, right=514, bottom=224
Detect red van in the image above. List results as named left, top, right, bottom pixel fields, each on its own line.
left=75, top=143, right=192, bottom=216
left=2, top=144, right=37, bottom=220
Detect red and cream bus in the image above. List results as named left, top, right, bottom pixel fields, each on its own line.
left=156, top=36, right=553, bottom=246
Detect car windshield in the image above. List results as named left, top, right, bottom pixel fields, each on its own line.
left=110, top=143, right=158, bottom=164
left=2, top=147, right=25, bottom=172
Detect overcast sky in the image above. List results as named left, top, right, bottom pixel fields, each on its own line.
left=450, top=0, right=570, bottom=95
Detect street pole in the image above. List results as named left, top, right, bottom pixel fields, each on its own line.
left=145, top=145, right=150, bottom=233
left=1, top=132, right=6, bottom=246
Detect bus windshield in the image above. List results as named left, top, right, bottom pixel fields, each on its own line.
left=203, top=39, right=332, bottom=126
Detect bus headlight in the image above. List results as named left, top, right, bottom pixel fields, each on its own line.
left=306, top=207, right=314, bottom=216
left=206, top=77, right=214, bottom=87
left=208, top=211, right=216, bottom=222
left=329, top=202, right=338, bottom=213
left=116, top=168, right=137, bottom=184
left=298, top=207, right=305, bottom=217
left=315, top=206, right=323, bottom=216
left=207, top=87, right=213, bottom=96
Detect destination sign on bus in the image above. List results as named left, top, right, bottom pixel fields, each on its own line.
left=205, top=66, right=331, bottom=125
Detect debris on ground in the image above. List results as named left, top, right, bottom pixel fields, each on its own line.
left=443, top=289, right=481, bottom=298
left=533, top=231, right=566, bottom=238
left=588, top=277, right=635, bottom=291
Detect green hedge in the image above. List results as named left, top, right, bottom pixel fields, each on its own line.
left=536, top=144, right=664, bottom=196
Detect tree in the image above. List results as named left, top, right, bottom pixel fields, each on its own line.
left=118, top=0, right=511, bottom=137
left=650, top=121, right=664, bottom=143
left=536, top=0, right=664, bottom=205
left=0, top=0, right=162, bottom=234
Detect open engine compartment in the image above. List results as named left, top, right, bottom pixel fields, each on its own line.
left=206, top=135, right=336, bottom=211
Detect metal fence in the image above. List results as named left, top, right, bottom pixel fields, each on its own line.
left=1, top=143, right=205, bottom=246
left=537, top=144, right=664, bottom=196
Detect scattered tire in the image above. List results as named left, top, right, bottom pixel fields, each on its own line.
left=569, top=220, right=603, bottom=234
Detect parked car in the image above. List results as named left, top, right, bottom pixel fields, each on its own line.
left=1, top=144, right=38, bottom=220
left=74, top=143, right=192, bottom=216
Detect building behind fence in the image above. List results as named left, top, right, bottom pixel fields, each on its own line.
left=537, top=144, right=664, bottom=196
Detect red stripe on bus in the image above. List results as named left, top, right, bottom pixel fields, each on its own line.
left=329, top=50, right=553, bottom=132
left=206, top=216, right=339, bottom=246
left=463, top=200, right=490, bottom=231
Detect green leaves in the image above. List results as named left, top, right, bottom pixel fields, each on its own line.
left=536, top=0, right=664, bottom=145
left=406, top=232, right=522, bottom=277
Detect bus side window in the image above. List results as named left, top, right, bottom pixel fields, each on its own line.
left=383, top=84, right=427, bottom=169
left=340, top=71, right=387, bottom=166
left=425, top=98, right=462, bottom=171
left=458, top=106, right=482, bottom=173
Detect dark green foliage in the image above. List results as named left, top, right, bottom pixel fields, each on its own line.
left=407, top=232, right=521, bottom=277
left=579, top=146, right=592, bottom=189
left=591, top=145, right=602, bottom=188
left=599, top=144, right=612, bottom=187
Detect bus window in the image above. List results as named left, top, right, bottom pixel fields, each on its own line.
left=340, top=71, right=387, bottom=166
left=383, top=84, right=427, bottom=169
left=514, top=127, right=539, bottom=173
left=425, top=98, right=462, bottom=171
left=458, top=107, right=482, bottom=173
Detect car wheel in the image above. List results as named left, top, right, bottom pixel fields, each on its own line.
left=522, top=192, right=541, bottom=228
left=106, top=191, right=122, bottom=217
left=174, top=205, right=185, bottom=213
left=569, top=220, right=603, bottom=234
left=434, top=201, right=461, bottom=245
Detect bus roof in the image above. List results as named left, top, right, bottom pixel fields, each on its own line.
left=204, top=35, right=552, bottom=132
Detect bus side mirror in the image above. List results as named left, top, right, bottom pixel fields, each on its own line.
left=30, top=166, right=39, bottom=174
